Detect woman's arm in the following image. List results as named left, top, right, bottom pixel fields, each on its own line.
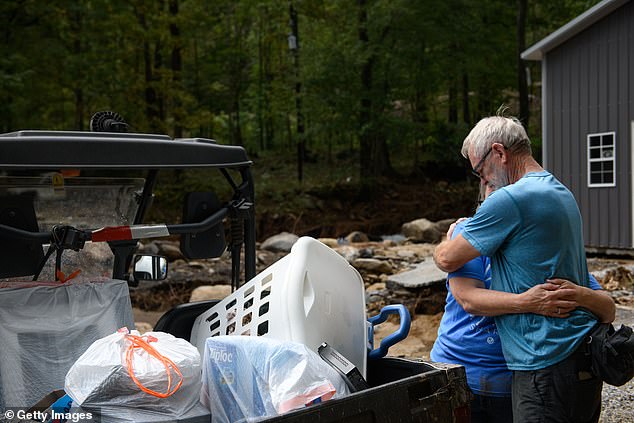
left=546, top=278, right=615, bottom=323
left=448, top=277, right=576, bottom=318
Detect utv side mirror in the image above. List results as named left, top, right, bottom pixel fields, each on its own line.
left=133, top=255, right=168, bottom=282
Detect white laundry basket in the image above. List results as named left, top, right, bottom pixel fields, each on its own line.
left=190, top=236, right=368, bottom=377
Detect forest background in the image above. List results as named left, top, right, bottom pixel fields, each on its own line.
left=0, top=0, right=601, bottom=239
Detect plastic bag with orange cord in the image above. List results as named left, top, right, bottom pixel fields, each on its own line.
left=65, top=328, right=202, bottom=422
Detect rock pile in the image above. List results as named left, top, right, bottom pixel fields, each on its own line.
left=131, top=218, right=453, bottom=316
left=131, top=218, right=634, bottom=315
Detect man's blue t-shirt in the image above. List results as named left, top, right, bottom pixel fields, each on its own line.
left=462, top=171, right=597, bottom=370
left=431, top=221, right=511, bottom=397
left=431, top=218, right=603, bottom=395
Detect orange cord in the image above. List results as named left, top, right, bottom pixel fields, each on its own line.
left=56, top=269, right=81, bottom=283
left=125, top=334, right=183, bottom=398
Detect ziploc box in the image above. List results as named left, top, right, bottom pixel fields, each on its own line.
left=201, top=337, right=269, bottom=423
left=200, top=336, right=349, bottom=423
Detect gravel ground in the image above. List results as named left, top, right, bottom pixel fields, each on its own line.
left=599, top=305, right=634, bottom=423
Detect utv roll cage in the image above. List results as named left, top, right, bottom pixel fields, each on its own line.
left=0, top=130, right=256, bottom=288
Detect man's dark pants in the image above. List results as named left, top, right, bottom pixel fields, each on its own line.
left=512, top=342, right=602, bottom=423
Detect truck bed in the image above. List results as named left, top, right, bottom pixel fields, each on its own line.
left=258, top=357, right=471, bottom=423
left=150, top=357, right=470, bottom=423
left=156, top=303, right=472, bottom=423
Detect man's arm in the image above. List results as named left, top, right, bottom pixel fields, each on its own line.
left=449, top=277, right=577, bottom=318
left=434, top=234, right=481, bottom=272
left=547, top=278, right=615, bottom=323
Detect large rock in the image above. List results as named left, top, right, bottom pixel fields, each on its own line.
left=334, top=245, right=360, bottom=263
left=155, top=241, right=184, bottom=261
left=387, top=259, right=447, bottom=289
left=390, top=244, right=436, bottom=260
left=189, top=285, right=233, bottom=302
left=346, top=231, right=370, bottom=243
left=135, top=322, right=153, bottom=334
left=401, top=218, right=443, bottom=243
left=137, top=240, right=160, bottom=255
left=257, top=250, right=283, bottom=267
left=318, top=238, right=339, bottom=248
left=435, top=218, right=458, bottom=237
left=261, top=232, right=299, bottom=252
left=366, top=282, right=386, bottom=291
left=352, top=258, right=394, bottom=274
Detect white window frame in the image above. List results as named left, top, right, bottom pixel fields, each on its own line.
left=587, top=131, right=616, bottom=188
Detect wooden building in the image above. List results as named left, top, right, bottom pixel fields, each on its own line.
left=522, top=0, right=634, bottom=251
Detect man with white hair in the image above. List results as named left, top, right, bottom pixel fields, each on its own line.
left=433, top=115, right=604, bottom=423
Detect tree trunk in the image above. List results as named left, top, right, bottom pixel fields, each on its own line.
left=290, top=2, right=304, bottom=181
left=448, top=79, right=458, bottom=123
left=170, top=0, right=183, bottom=138
left=143, top=41, right=157, bottom=129
left=476, top=82, right=492, bottom=122
left=462, top=73, right=470, bottom=126
left=233, top=97, right=243, bottom=146
left=257, top=9, right=264, bottom=151
left=72, top=10, right=83, bottom=130
left=358, top=0, right=373, bottom=181
left=74, top=87, right=84, bottom=131
left=136, top=9, right=160, bottom=132
left=154, top=42, right=165, bottom=125
left=517, top=0, right=529, bottom=132
left=358, top=0, right=393, bottom=182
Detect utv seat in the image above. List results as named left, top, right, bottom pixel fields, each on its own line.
left=153, top=300, right=219, bottom=341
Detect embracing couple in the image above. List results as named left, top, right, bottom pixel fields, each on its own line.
left=432, top=115, right=616, bottom=423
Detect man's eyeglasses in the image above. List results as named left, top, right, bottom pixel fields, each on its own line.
left=471, top=147, right=493, bottom=179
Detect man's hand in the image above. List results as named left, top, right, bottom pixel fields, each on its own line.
left=433, top=234, right=480, bottom=273
left=519, top=282, right=576, bottom=318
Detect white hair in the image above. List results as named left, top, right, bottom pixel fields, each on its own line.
left=461, top=116, right=531, bottom=159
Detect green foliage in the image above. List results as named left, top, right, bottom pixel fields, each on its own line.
left=422, top=121, right=471, bottom=166
left=0, top=0, right=600, bottom=176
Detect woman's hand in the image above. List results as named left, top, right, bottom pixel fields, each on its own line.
left=446, top=217, right=469, bottom=239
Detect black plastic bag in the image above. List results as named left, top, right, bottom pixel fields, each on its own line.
left=587, top=323, right=634, bottom=387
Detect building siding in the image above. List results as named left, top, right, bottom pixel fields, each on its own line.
left=544, top=0, right=633, bottom=249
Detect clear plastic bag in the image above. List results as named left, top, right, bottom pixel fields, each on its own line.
left=0, top=279, right=134, bottom=410
left=65, top=328, right=202, bottom=422
left=201, top=336, right=351, bottom=423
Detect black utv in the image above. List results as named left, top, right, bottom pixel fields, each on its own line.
left=0, top=117, right=470, bottom=423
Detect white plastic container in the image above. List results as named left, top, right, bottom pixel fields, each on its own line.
left=190, top=236, right=368, bottom=377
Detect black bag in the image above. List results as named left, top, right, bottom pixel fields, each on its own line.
left=587, top=322, right=634, bottom=387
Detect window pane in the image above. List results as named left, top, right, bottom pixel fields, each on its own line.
left=588, top=133, right=615, bottom=186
